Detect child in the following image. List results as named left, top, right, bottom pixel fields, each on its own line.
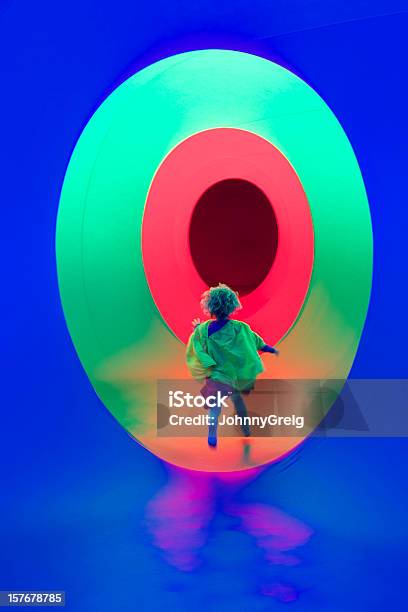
left=186, top=284, right=278, bottom=447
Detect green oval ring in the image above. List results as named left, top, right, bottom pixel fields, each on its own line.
left=56, top=50, right=373, bottom=469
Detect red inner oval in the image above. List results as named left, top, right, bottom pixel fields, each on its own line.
left=142, top=127, right=314, bottom=344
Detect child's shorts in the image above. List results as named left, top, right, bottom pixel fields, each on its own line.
left=200, top=378, right=254, bottom=407
left=200, top=378, right=234, bottom=408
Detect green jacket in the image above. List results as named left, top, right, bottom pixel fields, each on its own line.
left=186, top=319, right=265, bottom=390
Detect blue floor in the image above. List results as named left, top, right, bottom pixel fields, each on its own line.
left=2, top=434, right=407, bottom=611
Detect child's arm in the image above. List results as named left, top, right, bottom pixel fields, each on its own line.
left=249, top=325, right=280, bottom=356
left=261, top=344, right=279, bottom=356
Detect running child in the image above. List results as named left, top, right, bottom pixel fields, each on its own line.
left=186, top=283, right=279, bottom=447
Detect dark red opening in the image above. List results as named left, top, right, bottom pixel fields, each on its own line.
left=189, top=179, right=278, bottom=296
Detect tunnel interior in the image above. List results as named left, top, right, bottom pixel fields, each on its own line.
left=189, top=178, right=278, bottom=296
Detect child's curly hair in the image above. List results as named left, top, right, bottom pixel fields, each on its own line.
left=200, top=284, right=242, bottom=319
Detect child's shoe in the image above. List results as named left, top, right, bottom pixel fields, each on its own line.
left=208, top=435, right=217, bottom=448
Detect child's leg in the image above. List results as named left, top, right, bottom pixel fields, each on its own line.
left=231, top=392, right=251, bottom=437
left=201, top=378, right=231, bottom=447
left=208, top=406, right=220, bottom=447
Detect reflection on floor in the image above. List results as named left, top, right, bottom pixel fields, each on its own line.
left=146, top=464, right=312, bottom=602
